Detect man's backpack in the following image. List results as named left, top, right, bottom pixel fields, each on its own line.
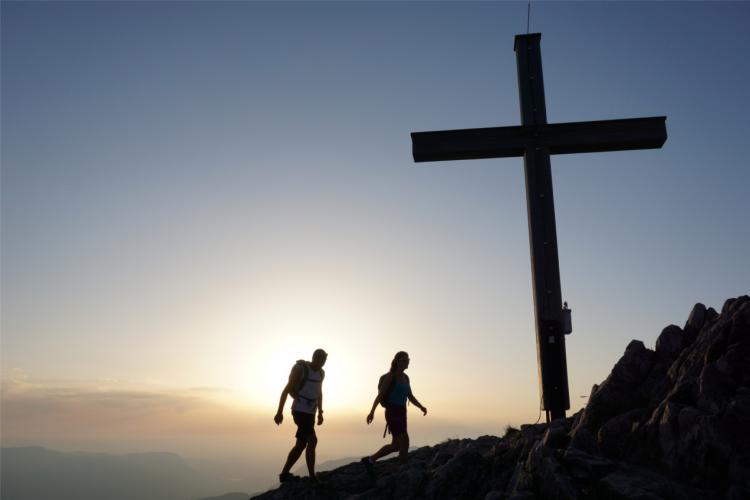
left=290, top=360, right=324, bottom=400
left=377, top=372, right=395, bottom=408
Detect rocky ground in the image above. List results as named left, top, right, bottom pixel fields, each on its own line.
left=253, top=296, right=750, bottom=499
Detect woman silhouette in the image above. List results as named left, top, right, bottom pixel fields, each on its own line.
left=362, top=351, right=427, bottom=472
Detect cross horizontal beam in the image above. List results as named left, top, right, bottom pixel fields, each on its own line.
left=411, top=116, right=666, bottom=163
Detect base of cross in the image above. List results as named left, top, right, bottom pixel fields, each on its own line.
left=549, top=410, right=565, bottom=421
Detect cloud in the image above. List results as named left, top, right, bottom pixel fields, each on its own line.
left=1, top=376, right=261, bottom=444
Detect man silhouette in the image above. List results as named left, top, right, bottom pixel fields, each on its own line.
left=274, top=348, right=327, bottom=483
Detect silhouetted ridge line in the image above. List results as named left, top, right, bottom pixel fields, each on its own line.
left=253, top=296, right=750, bottom=499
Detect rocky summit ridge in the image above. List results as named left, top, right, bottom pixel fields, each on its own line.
left=254, top=296, right=750, bottom=500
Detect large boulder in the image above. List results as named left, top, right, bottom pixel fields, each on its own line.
left=569, top=340, right=654, bottom=452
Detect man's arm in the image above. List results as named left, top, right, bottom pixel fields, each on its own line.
left=274, top=365, right=302, bottom=425
left=317, top=370, right=324, bottom=425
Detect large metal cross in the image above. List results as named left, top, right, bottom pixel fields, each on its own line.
left=411, top=33, right=667, bottom=421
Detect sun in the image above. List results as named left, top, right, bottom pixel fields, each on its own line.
left=238, top=344, right=351, bottom=412
left=221, top=282, right=390, bottom=412
left=233, top=322, right=362, bottom=412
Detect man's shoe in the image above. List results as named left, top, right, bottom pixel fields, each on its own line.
left=279, top=472, right=300, bottom=483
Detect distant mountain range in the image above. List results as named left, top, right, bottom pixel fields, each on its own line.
left=292, top=449, right=417, bottom=477
left=197, top=494, right=251, bottom=500
left=0, top=446, right=251, bottom=500
left=293, top=455, right=361, bottom=476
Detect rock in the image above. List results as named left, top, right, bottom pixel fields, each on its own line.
left=722, top=387, right=750, bottom=452
left=505, top=460, right=533, bottom=498
left=533, top=454, right=580, bottom=500
left=506, top=493, right=535, bottom=500
left=728, top=485, right=750, bottom=500
left=425, top=447, right=486, bottom=499
left=705, top=307, right=719, bottom=325
left=597, top=408, right=646, bottom=459
left=568, top=425, right=597, bottom=453
left=428, top=450, right=453, bottom=469
left=721, top=296, right=750, bottom=316
left=722, top=298, right=736, bottom=315
left=697, top=361, right=734, bottom=411
left=570, top=340, right=654, bottom=441
left=655, top=325, right=683, bottom=363
left=392, top=467, right=427, bottom=499
left=561, top=448, right=617, bottom=480
left=597, top=470, right=691, bottom=500
left=253, top=296, right=749, bottom=500
left=684, top=303, right=707, bottom=339
left=654, top=400, right=684, bottom=471
left=542, top=419, right=570, bottom=449
left=728, top=453, right=750, bottom=497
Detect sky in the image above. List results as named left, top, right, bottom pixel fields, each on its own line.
left=2, top=0, right=749, bottom=488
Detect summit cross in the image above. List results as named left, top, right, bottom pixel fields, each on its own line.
left=410, top=33, right=667, bottom=421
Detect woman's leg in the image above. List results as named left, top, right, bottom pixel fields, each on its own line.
left=370, top=435, right=398, bottom=461
left=398, top=433, right=409, bottom=464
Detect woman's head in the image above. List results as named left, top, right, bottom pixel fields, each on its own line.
left=390, top=351, right=410, bottom=372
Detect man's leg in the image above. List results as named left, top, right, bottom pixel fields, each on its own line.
left=305, top=434, right=318, bottom=478
left=281, top=438, right=306, bottom=475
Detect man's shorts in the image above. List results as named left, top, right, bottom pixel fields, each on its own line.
left=292, top=410, right=316, bottom=441
left=385, top=404, right=407, bottom=437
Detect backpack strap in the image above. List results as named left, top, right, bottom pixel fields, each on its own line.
left=384, top=372, right=396, bottom=401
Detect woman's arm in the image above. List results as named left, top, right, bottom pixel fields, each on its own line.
left=366, top=373, right=393, bottom=424
left=407, top=385, right=427, bottom=416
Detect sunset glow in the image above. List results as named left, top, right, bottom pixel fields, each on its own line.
left=2, top=1, right=749, bottom=496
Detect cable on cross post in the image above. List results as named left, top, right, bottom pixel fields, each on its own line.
left=534, top=393, right=544, bottom=424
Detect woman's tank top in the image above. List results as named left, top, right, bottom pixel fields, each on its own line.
left=387, top=378, right=410, bottom=406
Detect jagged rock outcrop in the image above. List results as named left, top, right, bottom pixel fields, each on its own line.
left=253, top=296, right=750, bottom=500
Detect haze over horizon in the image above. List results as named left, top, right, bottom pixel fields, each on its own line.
left=2, top=1, right=749, bottom=494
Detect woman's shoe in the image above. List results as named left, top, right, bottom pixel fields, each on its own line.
left=360, top=456, right=374, bottom=477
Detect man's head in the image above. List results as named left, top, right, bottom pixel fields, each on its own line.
left=311, top=348, right=328, bottom=370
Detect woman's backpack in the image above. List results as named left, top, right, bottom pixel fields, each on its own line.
left=377, top=372, right=395, bottom=407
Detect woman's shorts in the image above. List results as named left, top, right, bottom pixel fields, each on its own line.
left=385, top=404, right=407, bottom=437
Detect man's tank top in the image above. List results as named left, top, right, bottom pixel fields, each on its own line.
left=291, top=365, right=322, bottom=414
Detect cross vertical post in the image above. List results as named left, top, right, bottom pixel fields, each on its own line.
left=410, top=33, right=666, bottom=423
left=515, top=34, right=569, bottom=420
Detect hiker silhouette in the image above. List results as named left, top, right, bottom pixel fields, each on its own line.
left=362, top=351, right=427, bottom=474
left=274, top=348, right=327, bottom=483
